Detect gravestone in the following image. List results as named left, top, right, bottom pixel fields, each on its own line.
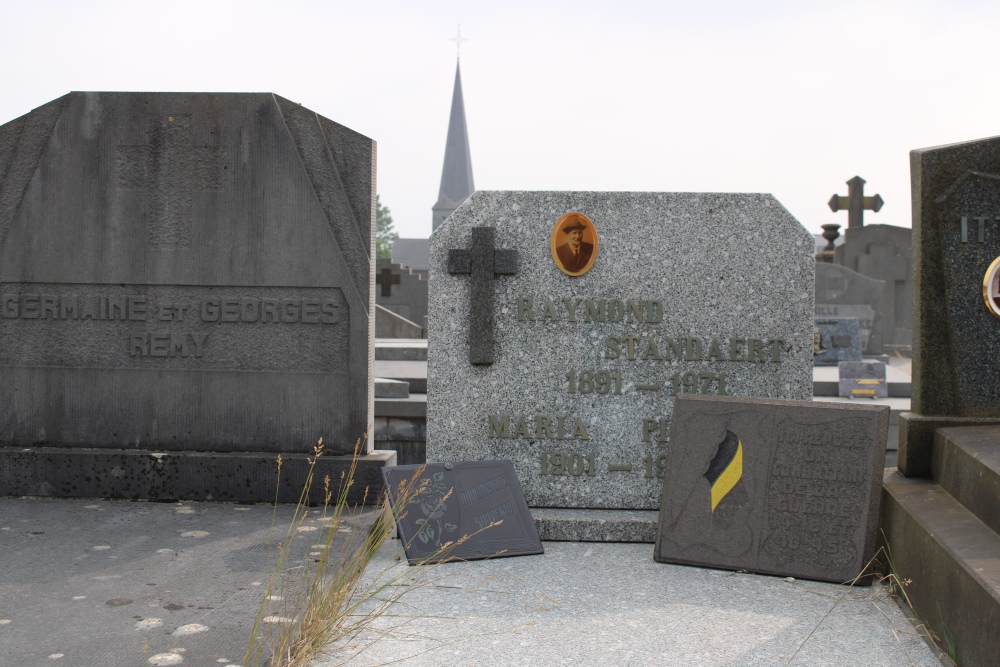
left=834, top=224, right=913, bottom=348
left=0, top=92, right=394, bottom=502
left=899, top=135, right=1000, bottom=475
left=813, top=317, right=862, bottom=366
left=426, top=191, right=814, bottom=520
left=839, top=361, right=887, bottom=399
left=814, top=262, right=886, bottom=354
left=655, top=394, right=888, bottom=584
left=375, top=258, right=429, bottom=332
left=382, top=460, right=543, bottom=564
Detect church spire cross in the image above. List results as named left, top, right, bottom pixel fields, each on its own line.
left=828, top=176, right=883, bottom=229
left=450, top=25, right=468, bottom=59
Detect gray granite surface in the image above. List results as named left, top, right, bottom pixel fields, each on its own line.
left=813, top=317, right=862, bottom=366
left=427, top=191, right=814, bottom=510
left=839, top=361, right=888, bottom=399
left=314, top=541, right=944, bottom=667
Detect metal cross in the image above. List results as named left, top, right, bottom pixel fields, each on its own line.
left=828, top=176, right=883, bottom=229
left=376, top=266, right=401, bottom=297
left=448, top=227, right=517, bottom=365
left=116, top=114, right=227, bottom=248
left=450, top=25, right=468, bottom=59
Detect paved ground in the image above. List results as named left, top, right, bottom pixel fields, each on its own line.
left=1, top=497, right=947, bottom=667
left=0, top=497, right=381, bottom=667
left=314, top=541, right=948, bottom=667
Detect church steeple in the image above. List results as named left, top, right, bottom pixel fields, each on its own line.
left=432, top=60, right=475, bottom=231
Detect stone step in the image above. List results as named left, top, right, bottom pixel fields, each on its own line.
left=374, top=378, right=410, bottom=399
left=375, top=338, right=428, bottom=361
left=879, top=469, right=1000, bottom=667
left=932, top=426, right=1000, bottom=536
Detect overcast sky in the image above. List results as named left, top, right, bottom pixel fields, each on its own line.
left=2, top=0, right=997, bottom=239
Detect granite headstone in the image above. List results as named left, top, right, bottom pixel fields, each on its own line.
left=382, top=460, right=543, bottom=565
left=654, top=394, right=889, bottom=584
left=426, top=191, right=814, bottom=511
left=900, top=135, right=1000, bottom=474
left=0, top=92, right=394, bottom=501
left=835, top=224, right=913, bottom=348
left=813, top=317, right=862, bottom=366
left=814, top=262, right=886, bottom=354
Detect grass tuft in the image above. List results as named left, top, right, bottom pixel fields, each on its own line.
left=243, top=435, right=493, bottom=667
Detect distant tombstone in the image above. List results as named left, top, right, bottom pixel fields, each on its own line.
left=427, top=191, right=814, bottom=513
left=382, top=460, right=543, bottom=564
left=814, top=263, right=887, bottom=354
left=835, top=224, right=913, bottom=347
left=839, top=361, right=887, bottom=399
left=900, top=136, right=1000, bottom=474
left=0, top=92, right=393, bottom=501
left=375, top=258, right=429, bottom=331
left=655, top=394, right=889, bottom=584
left=813, top=317, right=862, bottom=366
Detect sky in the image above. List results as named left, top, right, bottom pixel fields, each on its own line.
left=2, top=0, right=998, bottom=240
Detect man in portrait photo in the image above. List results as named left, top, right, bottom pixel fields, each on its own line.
left=556, top=219, right=594, bottom=273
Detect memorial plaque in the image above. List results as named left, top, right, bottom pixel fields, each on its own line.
left=427, top=191, right=814, bottom=511
left=655, top=394, right=889, bottom=584
left=382, top=460, right=543, bottom=564
left=839, top=361, right=887, bottom=399
left=813, top=317, right=862, bottom=366
left=0, top=92, right=393, bottom=501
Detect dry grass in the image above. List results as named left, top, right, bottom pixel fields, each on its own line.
left=242, top=438, right=493, bottom=667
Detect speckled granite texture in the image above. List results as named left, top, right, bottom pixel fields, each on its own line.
left=427, top=192, right=814, bottom=509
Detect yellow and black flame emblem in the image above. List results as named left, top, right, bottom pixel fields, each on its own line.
left=704, top=430, right=743, bottom=512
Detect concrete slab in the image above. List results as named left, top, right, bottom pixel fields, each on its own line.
left=373, top=360, right=427, bottom=394
left=0, top=496, right=382, bottom=667
left=314, top=541, right=946, bottom=667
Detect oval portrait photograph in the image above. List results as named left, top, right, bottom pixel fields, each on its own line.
left=550, top=212, right=598, bottom=277
left=983, top=256, right=1000, bottom=320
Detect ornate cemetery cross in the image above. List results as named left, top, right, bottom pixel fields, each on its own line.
left=116, top=114, right=227, bottom=248
left=448, top=227, right=517, bottom=365
left=376, top=266, right=401, bottom=297
left=828, top=176, right=883, bottom=229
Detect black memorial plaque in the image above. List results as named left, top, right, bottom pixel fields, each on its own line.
left=655, top=395, right=888, bottom=584
left=382, top=460, right=543, bottom=565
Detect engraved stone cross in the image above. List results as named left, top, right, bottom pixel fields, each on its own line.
left=448, top=227, right=517, bottom=365
left=116, top=114, right=227, bottom=248
left=828, top=176, right=883, bottom=229
left=376, top=266, right=401, bottom=297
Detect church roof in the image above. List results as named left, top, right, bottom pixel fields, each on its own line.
left=432, top=61, right=475, bottom=230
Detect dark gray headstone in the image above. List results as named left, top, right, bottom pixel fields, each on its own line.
left=382, top=460, right=543, bottom=564
left=839, top=361, right=887, bottom=399
left=813, top=317, right=862, bottom=366
left=375, top=258, right=429, bottom=331
left=835, top=224, right=913, bottom=347
left=900, top=135, right=1000, bottom=474
left=0, top=92, right=393, bottom=499
left=654, top=394, right=889, bottom=584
